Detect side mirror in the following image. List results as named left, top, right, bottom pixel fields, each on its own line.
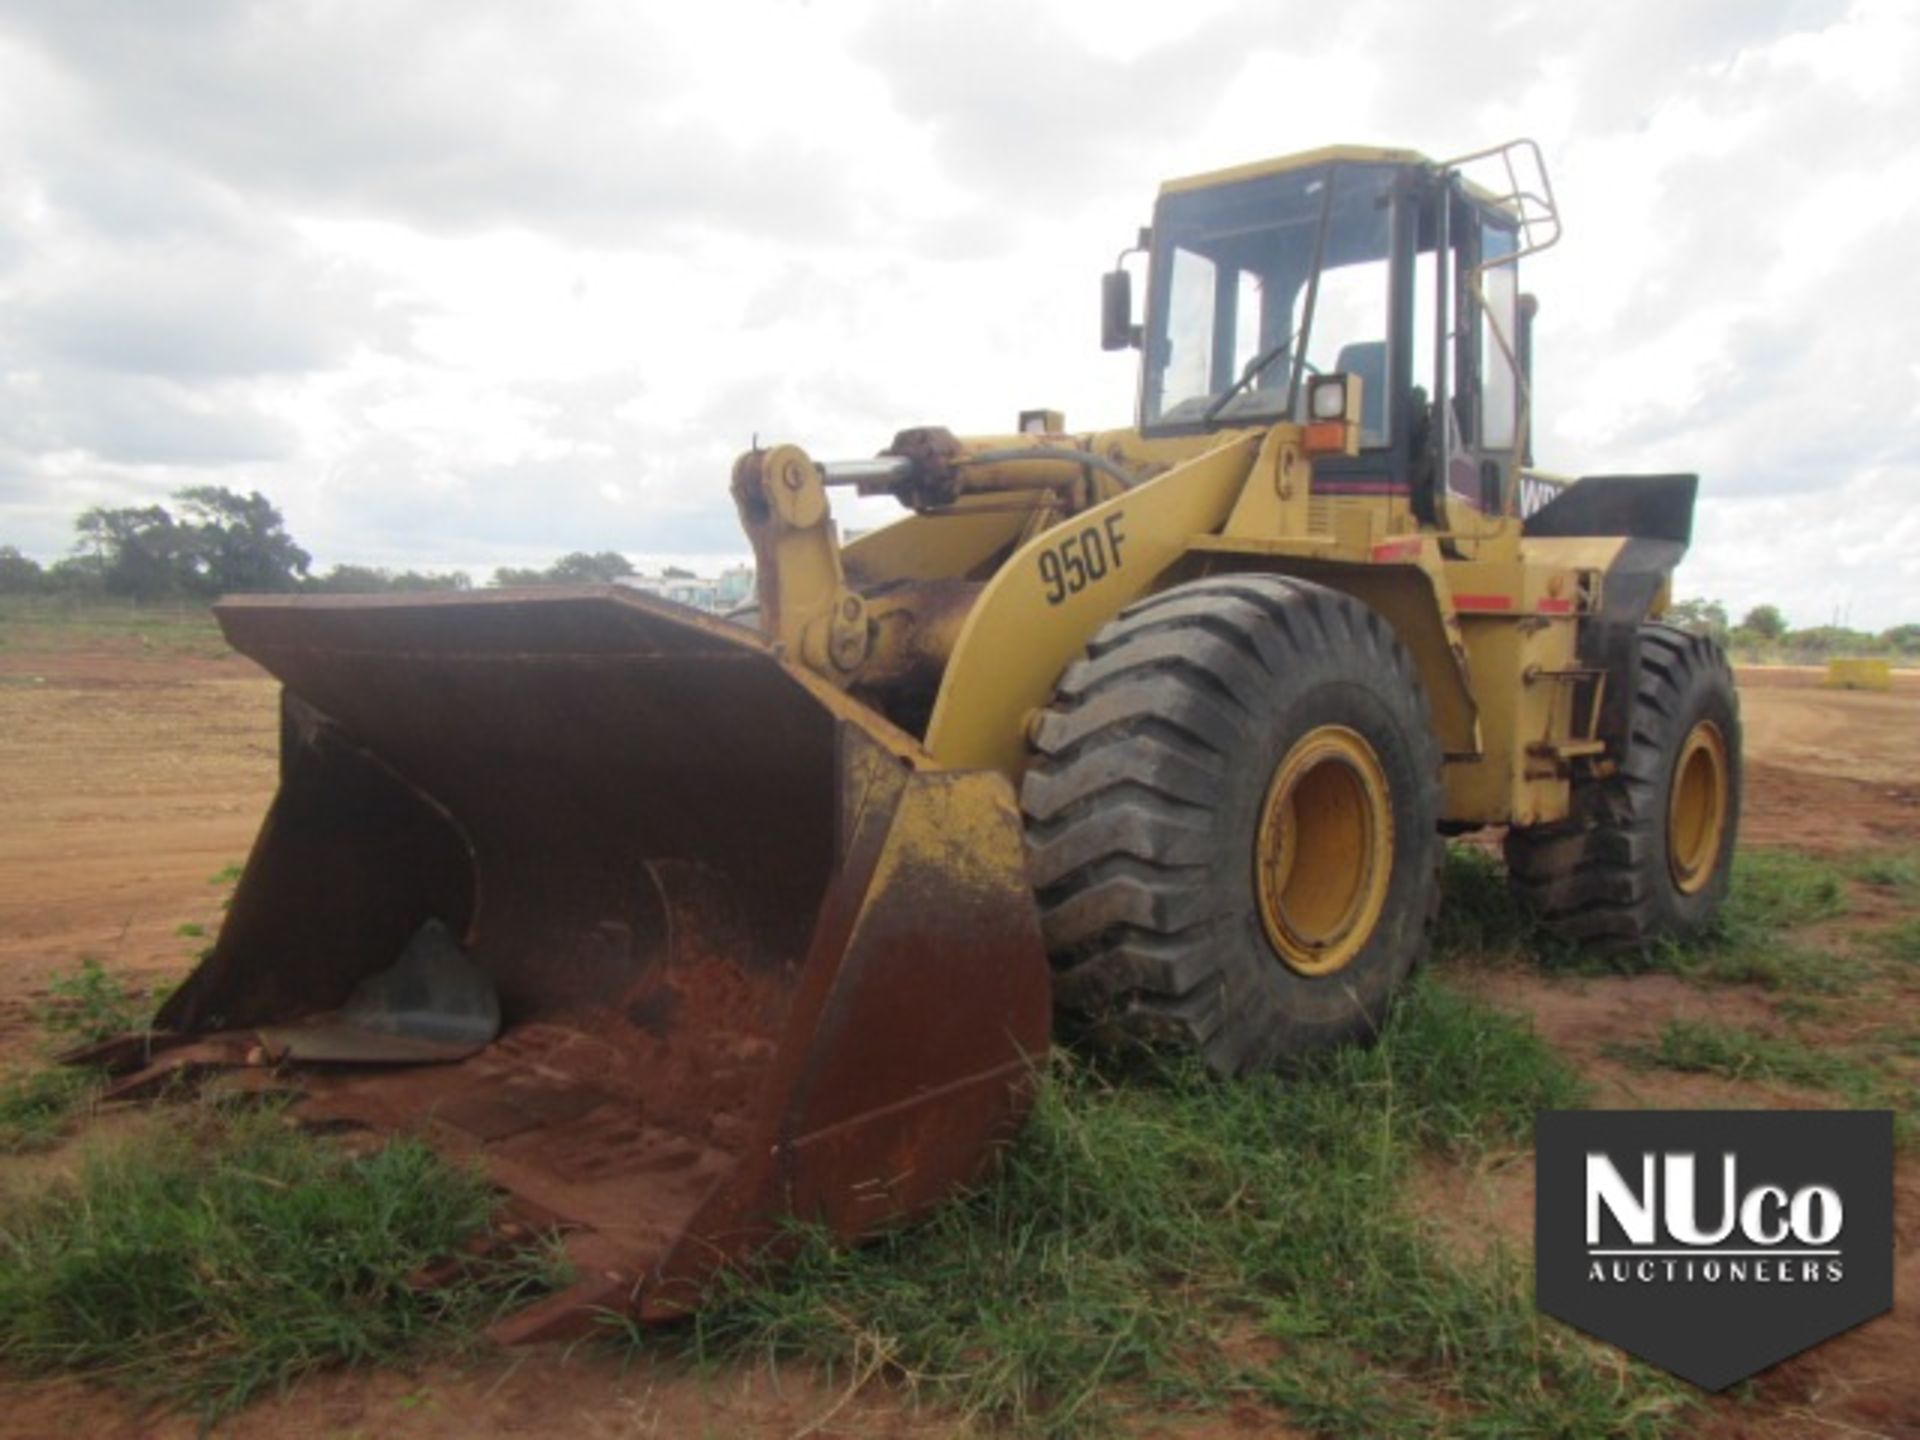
left=1101, top=269, right=1140, bottom=352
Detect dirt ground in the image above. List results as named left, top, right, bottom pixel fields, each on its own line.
left=1736, top=665, right=1920, bottom=857
left=0, top=635, right=1915, bottom=1438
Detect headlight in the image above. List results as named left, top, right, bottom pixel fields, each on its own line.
left=1309, top=375, right=1350, bottom=421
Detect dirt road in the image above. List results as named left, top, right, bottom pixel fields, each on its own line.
left=1736, top=666, right=1920, bottom=856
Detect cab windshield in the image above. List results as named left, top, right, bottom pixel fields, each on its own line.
left=1143, top=163, right=1396, bottom=441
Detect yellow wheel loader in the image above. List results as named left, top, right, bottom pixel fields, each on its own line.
left=84, top=140, right=1739, bottom=1335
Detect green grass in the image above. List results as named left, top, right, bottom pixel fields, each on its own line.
left=1431, top=846, right=1555, bottom=964
left=0, top=1102, right=559, bottom=1420
left=646, top=980, right=1687, bottom=1438
left=1642, top=849, right=1855, bottom=991
left=0, top=1068, right=102, bottom=1153
left=1433, top=845, right=1859, bottom=993
left=1849, top=848, right=1920, bottom=901
left=5, top=960, right=146, bottom=1151
left=1716, top=848, right=1849, bottom=932
left=1771, top=994, right=1834, bottom=1023
left=1674, top=845, right=1920, bottom=988
left=1558, top=849, right=1858, bottom=992
left=1615, top=1020, right=1916, bottom=1146
left=1871, top=919, right=1920, bottom=965
left=1871, top=1026, right=1920, bottom=1061
left=209, top=861, right=245, bottom=903
left=1625, top=1020, right=1862, bottom=1090
left=0, top=594, right=230, bottom=659
left=5, top=959, right=185, bottom=1149
left=34, top=956, right=159, bottom=1047
left=1678, top=938, right=1865, bottom=993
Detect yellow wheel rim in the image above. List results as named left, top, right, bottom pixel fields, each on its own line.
left=1255, top=725, right=1395, bottom=977
left=1667, top=720, right=1730, bottom=895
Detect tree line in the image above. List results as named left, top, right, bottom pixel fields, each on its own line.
left=1666, top=599, right=1918, bottom=662
left=0, top=488, right=665, bottom=600
left=4, top=489, right=1908, bottom=658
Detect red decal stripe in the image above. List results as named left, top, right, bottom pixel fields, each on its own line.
left=1369, top=539, right=1423, bottom=562
left=1453, top=593, right=1513, bottom=612
left=1537, top=597, right=1575, bottom=614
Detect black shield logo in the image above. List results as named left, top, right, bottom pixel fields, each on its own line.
left=1536, top=1110, right=1893, bottom=1391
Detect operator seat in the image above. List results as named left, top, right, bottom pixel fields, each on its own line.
left=1334, top=341, right=1387, bottom=443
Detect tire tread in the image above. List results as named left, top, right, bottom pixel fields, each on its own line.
left=1504, top=623, right=1741, bottom=949
left=1022, top=574, right=1443, bottom=1075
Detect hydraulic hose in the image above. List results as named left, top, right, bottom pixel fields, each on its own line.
left=952, top=447, right=1141, bottom=490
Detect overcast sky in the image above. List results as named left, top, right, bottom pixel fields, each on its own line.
left=1, top=0, right=1915, bottom=627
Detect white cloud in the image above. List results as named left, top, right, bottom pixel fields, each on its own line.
left=0, top=0, right=1912, bottom=628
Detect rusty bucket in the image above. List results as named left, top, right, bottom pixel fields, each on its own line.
left=110, top=588, right=1050, bottom=1340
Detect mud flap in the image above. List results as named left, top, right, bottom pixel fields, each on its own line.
left=133, top=588, right=1049, bottom=1335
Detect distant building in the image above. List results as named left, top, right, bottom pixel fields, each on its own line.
left=662, top=577, right=719, bottom=611
left=617, top=566, right=752, bottom=616
left=716, top=565, right=755, bottom=608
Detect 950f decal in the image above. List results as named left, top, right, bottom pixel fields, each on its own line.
left=1037, top=512, right=1127, bottom=606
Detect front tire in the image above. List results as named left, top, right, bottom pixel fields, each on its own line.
left=1020, top=576, right=1443, bottom=1075
left=1505, top=624, right=1741, bottom=946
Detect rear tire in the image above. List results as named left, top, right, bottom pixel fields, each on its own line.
left=1020, top=576, right=1443, bottom=1075
left=1505, top=624, right=1741, bottom=946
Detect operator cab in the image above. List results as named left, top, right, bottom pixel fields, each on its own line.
left=1103, top=142, right=1557, bottom=522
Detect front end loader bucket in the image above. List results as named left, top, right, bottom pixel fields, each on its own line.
left=121, top=588, right=1050, bottom=1340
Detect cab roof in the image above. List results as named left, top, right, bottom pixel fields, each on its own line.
left=1158, top=145, right=1430, bottom=197
left=1158, top=145, right=1518, bottom=216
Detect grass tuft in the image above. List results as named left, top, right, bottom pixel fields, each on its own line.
left=0, top=1101, right=558, bottom=1419
left=1645, top=849, right=1853, bottom=991
left=1871, top=920, right=1920, bottom=966
left=0, top=1067, right=102, bottom=1153
left=1716, top=849, right=1849, bottom=933
left=1849, top=848, right=1920, bottom=900
left=1625, top=1020, right=1856, bottom=1090
left=1432, top=846, right=1555, bottom=964
left=1614, top=1020, right=1915, bottom=1147
left=35, top=957, right=156, bottom=1046
left=1584, top=850, right=1860, bottom=992
left=1680, top=940, right=1865, bottom=993
left=649, top=981, right=1685, bottom=1437
left=1434, top=845, right=1858, bottom=995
